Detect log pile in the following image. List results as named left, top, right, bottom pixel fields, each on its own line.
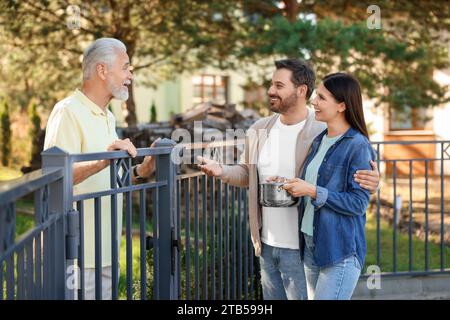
left=120, top=101, right=260, bottom=149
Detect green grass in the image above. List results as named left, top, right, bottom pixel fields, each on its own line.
left=0, top=166, right=22, bottom=181
left=365, top=212, right=450, bottom=273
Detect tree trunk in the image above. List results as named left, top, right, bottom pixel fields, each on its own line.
left=125, top=83, right=137, bottom=127
left=283, top=0, right=300, bottom=23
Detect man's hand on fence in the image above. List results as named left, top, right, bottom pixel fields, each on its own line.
left=107, top=138, right=138, bottom=158
left=96, top=138, right=138, bottom=172
left=354, top=160, right=380, bottom=194
left=197, top=156, right=223, bottom=177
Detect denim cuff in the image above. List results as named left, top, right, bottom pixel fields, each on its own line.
left=311, top=186, right=328, bottom=209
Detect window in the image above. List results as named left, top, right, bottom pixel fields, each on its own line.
left=192, top=75, right=228, bottom=105
left=389, top=105, right=430, bottom=131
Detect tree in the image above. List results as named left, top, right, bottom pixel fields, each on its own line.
left=237, top=0, right=449, bottom=110
left=0, top=0, right=448, bottom=125
left=150, top=101, right=157, bottom=123
left=0, top=0, right=245, bottom=126
left=28, top=101, right=41, bottom=165
left=1, top=101, right=12, bottom=166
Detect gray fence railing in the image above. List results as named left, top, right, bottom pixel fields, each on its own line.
left=366, top=140, right=450, bottom=278
left=1, top=138, right=449, bottom=300
left=0, top=138, right=258, bottom=300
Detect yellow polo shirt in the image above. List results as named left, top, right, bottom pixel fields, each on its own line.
left=44, top=89, right=123, bottom=268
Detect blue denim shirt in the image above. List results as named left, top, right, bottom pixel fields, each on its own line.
left=298, top=127, right=376, bottom=269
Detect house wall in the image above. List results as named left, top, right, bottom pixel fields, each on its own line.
left=433, top=69, right=450, bottom=175
left=111, top=67, right=248, bottom=125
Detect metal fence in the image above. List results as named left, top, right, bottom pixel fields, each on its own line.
left=366, top=140, right=450, bottom=278
left=1, top=138, right=449, bottom=300
left=0, top=138, right=258, bottom=300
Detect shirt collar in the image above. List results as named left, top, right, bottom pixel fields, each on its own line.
left=74, top=89, right=107, bottom=116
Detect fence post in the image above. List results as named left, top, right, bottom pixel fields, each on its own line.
left=41, top=146, right=75, bottom=300
left=154, top=139, right=178, bottom=299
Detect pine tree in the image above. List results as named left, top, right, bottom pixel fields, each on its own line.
left=150, top=101, right=157, bottom=123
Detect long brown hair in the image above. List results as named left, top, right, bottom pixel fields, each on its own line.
left=322, top=73, right=369, bottom=139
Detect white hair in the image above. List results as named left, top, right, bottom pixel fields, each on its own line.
left=82, top=38, right=127, bottom=80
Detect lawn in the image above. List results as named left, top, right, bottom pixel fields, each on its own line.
left=365, top=212, right=450, bottom=273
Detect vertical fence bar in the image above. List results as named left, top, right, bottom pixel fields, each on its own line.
left=194, top=177, right=200, bottom=300
left=249, top=227, right=254, bottom=300
left=50, top=221, right=56, bottom=299
left=409, top=160, right=413, bottom=272
left=176, top=179, right=182, bottom=300
left=202, top=175, right=207, bottom=300
left=376, top=144, right=381, bottom=267
left=76, top=201, right=85, bottom=300
left=42, top=147, right=73, bottom=300
left=109, top=160, right=119, bottom=300
left=153, top=188, right=160, bottom=299
left=237, top=188, right=242, bottom=300
left=231, top=186, right=236, bottom=299
left=184, top=178, right=191, bottom=300
left=393, top=161, right=397, bottom=273
left=225, top=184, right=230, bottom=300
left=42, top=221, right=49, bottom=299
left=209, top=176, right=215, bottom=300
left=139, top=189, right=147, bottom=300
left=126, top=158, right=133, bottom=300
left=440, top=143, right=445, bottom=271
left=26, top=242, right=34, bottom=299
left=52, top=218, right=57, bottom=299
left=6, top=256, right=14, bottom=300
left=17, top=251, right=25, bottom=299
left=243, top=190, right=248, bottom=300
left=35, top=233, right=42, bottom=299
left=154, top=139, right=177, bottom=299
left=425, top=160, right=429, bottom=272
left=217, top=179, right=223, bottom=300
left=94, top=197, right=102, bottom=300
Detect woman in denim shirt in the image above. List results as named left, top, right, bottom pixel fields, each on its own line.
left=282, top=73, right=376, bottom=300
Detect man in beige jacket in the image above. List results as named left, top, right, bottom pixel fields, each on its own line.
left=198, top=59, right=379, bottom=300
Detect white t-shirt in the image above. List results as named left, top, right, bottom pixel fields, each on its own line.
left=257, top=116, right=306, bottom=249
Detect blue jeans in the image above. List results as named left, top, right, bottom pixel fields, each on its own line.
left=303, top=234, right=361, bottom=300
left=259, top=243, right=307, bottom=300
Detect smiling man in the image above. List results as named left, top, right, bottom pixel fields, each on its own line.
left=198, top=58, right=380, bottom=300
left=44, top=38, right=156, bottom=299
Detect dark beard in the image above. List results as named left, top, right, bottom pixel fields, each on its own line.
left=269, top=92, right=298, bottom=114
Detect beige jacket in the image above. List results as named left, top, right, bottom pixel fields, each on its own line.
left=221, top=108, right=326, bottom=257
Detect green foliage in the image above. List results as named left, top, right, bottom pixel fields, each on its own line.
left=0, top=0, right=448, bottom=123
left=150, top=101, right=157, bottom=123
left=1, top=101, right=12, bottom=166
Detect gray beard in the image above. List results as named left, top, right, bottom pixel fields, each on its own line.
left=107, top=80, right=129, bottom=101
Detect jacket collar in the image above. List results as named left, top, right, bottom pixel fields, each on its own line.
left=315, top=126, right=360, bottom=142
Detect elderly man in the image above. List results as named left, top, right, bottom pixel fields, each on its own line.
left=44, top=38, right=154, bottom=299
